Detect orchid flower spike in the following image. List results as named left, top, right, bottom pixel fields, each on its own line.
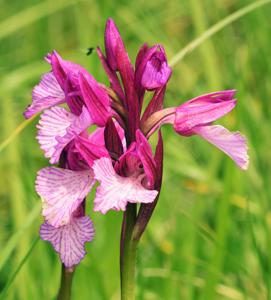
left=24, top=18, right=249, bottom=269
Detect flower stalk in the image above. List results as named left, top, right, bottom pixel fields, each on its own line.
left=57, top=265, right=75, bottom=300
left=120, top=203, right=138, bottom=300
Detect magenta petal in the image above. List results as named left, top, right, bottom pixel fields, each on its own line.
left=135, top=44, right=158, bottom=92
left=36, top=167, right=95, bottom=227
left=115, top=41, right=139, bottom=141
left=37, top=106, right=92, bottom=164
left=79, top=73, right=111, bottom=126
left=50, top=51, right=67, bottom=88
left=105, top=18, right=139, bottom=140
left=50, top=50, right=98, bottom=115
left=96, top=47, right=125, bottom=101
left=93, top=157, right=158, bottom=214
left=193, top=125, right=249, bottom=170
left=51, top=50, right=95, bottom=89
left=135, top=43, right=150, bottom=72
left=174, top=90, right=237, bottom=135
left=104, top=119, right=124, bottom=159
left=154, top=130, right=164, bottom=189
left=64, top=75, right=85, bottom=116
left=40, top=216, right=95, bottom=268
left=24, top=72, right=65, bottom=119
left=75, top=135, right=109, bottom=168
left=66, top=141, right=89, bottom=171
left=88, top=127, right=105, bottom=146
left=105, top=18, right=124, bottom=71
left=141, top=86, right=166, bottom=123
left=134, top=130, right=164, bottom=240
left=141, top=48, right=171, bottom=90
left=136, top=130, right=157, bottom=188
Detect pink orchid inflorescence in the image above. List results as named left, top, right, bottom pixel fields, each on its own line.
left=24, top=19, right=249, bottom=268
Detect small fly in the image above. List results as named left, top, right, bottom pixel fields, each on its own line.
left=86, top=47, right=94, bottom=56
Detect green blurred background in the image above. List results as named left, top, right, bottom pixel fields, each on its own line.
left=1, top=0, right=271, bottom=299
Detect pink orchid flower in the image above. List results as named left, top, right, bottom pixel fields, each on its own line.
left=24, top=18, right=248, bottom=270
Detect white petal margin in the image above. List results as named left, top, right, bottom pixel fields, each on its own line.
left=93, top=157, right=158, bottom=214
left=193, top=125, right=249, bottom=170
left=37, top=106, right=92, bottom=164
left=24, top=72, right=65, bottom=119
left=36, top=167, right=95, bottom=227
left=40, top=216, right=95, bottom=268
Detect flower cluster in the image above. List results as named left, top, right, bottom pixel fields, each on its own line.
left=24, top=19, right=248, bottom=268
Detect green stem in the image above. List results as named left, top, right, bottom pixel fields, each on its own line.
left=120, top=203, right=138, bottom=300
left=57, top=264, right=75, bottom=300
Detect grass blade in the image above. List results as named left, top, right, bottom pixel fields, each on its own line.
left=0, top=117, right=36, bottom=153
left=169, top=0, right=271, bottom=67
left=0, top=237, right=39, bottom=300
left=0, top=0, right=79, bottom=41
left=0, top=202, right=40, bottom=272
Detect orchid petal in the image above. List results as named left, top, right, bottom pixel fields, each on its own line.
left=154, top=130, right=164, bottom=188
left=93, top=157, right=158, bottom=214
left=116, top=42, right=139, bottom=141
left=105, top=18, right=125, bottom=71
left=79, top=73, right=111, bottom=126
left=174, top=90, right=237, bottom=135
left=135, top=44, right=157, bottom=96
left=66, top=141, right=89, bottom=171
left=134, top=130, right=164, bottom=240
left=116, top=142, right=141, bottom=177
left=135, top=43, right=150, bottom=72
left=64, top=75, right=85, bottom=116
left=104, top=119, right=124, bottom=159
left=51, top=50, right=95, bottom=89
left=136, top=130, right=157, bottom=188
left=36, top=167, right=95, bottom=227
left=75, top=135, right=109, bottom=168
left=105, top=18, right=139, bottom=140
left=88, top=127, right=105, bottom=146
left=24, top=72, right=65, bottom=119
left=37, top=106, right=92, bottom=164
left=96, top=47, right=124, bottom=100
left=50, top=50, right=98, bottom=115
left=141, top=49, right=171, bottom=90
left=141, top=86, right=166, bottom=123
left=40, top=216, right=95, bottom=268
left=193, top=125, right=249, bottom=170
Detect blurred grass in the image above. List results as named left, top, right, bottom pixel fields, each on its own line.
left=0, top=0, right=271, bottom=299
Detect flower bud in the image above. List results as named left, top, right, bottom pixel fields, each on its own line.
left=141, top=47, right=171, bottom=90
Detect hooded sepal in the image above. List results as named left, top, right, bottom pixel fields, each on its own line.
left=140, top=45, right=171, bottom=90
